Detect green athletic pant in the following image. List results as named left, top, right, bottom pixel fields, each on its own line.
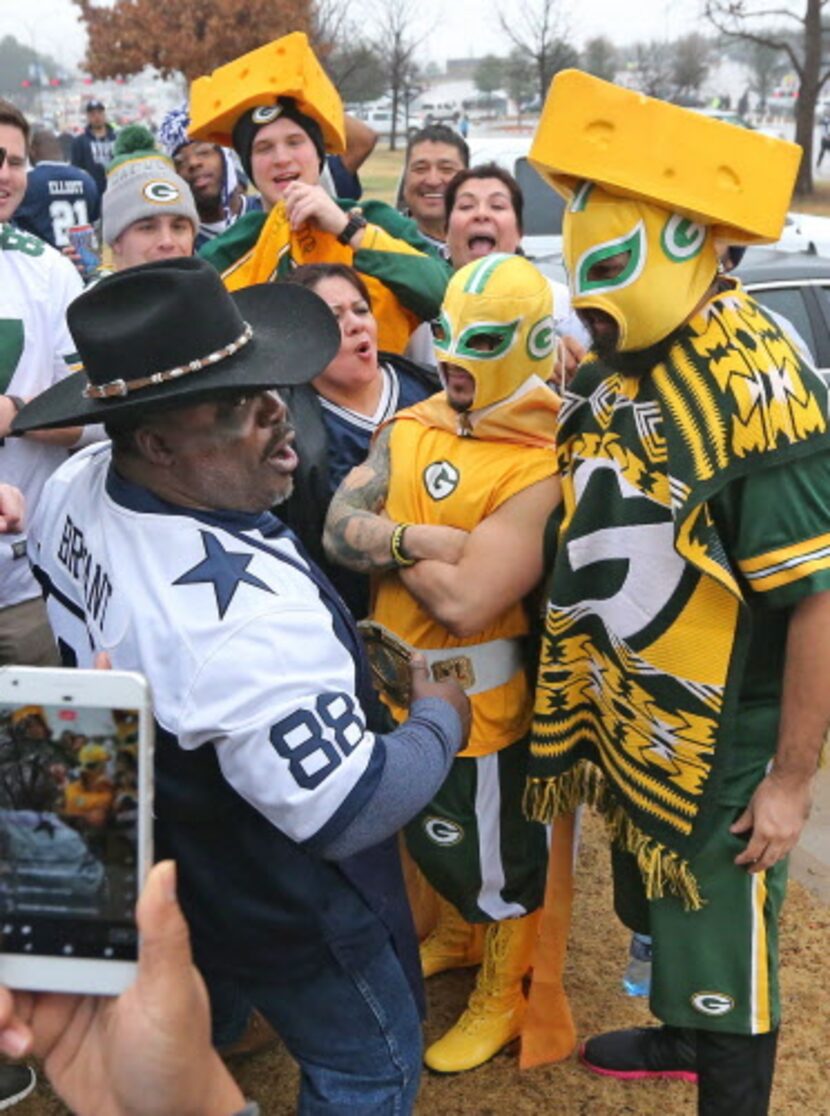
left=404, top=738, right=548, bottom=922
left=612, top=770, right=787, bottom=1035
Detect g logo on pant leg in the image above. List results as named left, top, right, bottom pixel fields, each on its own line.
left=423, top=816, right=464, bottom=846
left=691, top=991, right=735, bottom=1017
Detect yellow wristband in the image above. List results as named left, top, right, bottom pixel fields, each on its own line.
left=390, top=522, right=416, bottom=568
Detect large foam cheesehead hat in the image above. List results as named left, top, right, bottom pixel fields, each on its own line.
left=529, top=69, right=801, bottom=245
left=188, top=31, right=345, bottom=173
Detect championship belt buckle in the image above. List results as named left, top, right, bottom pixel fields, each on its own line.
left=357, top=621, right=413, bottom=706
left=431, top=654, right=476, bottom=690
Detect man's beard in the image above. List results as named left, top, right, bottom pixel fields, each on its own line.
left=592, top=333, right=619, bottom=362
left=580, top=308, right=682, bottom=376
left=271, top=477, right=294, bottom=507
left=596, top=330, right=680, bottom=376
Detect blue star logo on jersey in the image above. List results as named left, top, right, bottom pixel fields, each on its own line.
left=174, top=531, right=273, bottom=619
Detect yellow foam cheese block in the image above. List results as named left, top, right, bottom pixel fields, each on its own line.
left=189, top=32, right=345, bottom=155
left=529, top=69, right=801, bottom=244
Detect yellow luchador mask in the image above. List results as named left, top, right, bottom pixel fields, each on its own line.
left=564, top=181, right=719, bottom=352
left=432, top=253, right=554, bottom=410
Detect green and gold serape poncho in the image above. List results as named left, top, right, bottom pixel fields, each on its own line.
left=526, top=283, right=830, bottom=908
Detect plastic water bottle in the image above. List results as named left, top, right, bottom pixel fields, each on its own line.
left=622, top=932, right=652, bottom=997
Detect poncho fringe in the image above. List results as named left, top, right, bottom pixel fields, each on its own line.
left=525, top=761, right=704, bottom=910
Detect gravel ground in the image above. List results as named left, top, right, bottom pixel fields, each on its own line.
left=14, top=809, right=829, bottom=1115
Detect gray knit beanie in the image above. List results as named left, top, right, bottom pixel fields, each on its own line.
left=102, top=125, right=199, bottom=247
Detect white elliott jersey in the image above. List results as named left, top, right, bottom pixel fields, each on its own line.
left=29, top=443, right=380, bottom=847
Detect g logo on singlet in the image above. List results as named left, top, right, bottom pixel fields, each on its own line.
left=423, top=460, right=460, bottom=501
left=251, top=105, right=282, bottom=125
left=143, top=180, right=181, bottom=205
left=690, top=991, right=735, bottom=1017
left=424, top=816, right=464, bottom=846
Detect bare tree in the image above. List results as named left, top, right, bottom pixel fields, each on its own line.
left=371, top=0, right=429, bottom=149
left=310, top=0, right=353, bottom=49
left=746, top=39, right=789, bottom=113
left=672, top=33, right=711, bottom=101
left=632, top=40, right=675, bottom=99
left=582, top=36, right=618, bottom=82
left=504, top=47, right=536, bottom=112
left=326, top=43, right=388, bottom=104
left=704, top=0, right=830, bottom=195
left=474, top=54, right=506, bottom=104
left=495, top=0, right=577, bottom=104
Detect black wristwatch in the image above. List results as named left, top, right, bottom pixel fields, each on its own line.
left=6, top=395, right=25, bottom=414
left=337, top=208, right=367, bottom=245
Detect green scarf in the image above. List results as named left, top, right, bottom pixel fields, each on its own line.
left=526, top=284, right=830, bottom=908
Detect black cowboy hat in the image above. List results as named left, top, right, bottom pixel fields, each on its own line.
left=12, top=257, right=340, bottom=432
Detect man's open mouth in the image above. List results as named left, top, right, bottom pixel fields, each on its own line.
left=265, top=430, right=298, bottom=472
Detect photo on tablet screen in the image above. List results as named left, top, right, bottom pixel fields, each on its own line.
left=0, top=700, right=141, bottom=964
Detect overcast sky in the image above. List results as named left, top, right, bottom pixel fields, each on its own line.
left=0, top=0, right=701, bottom=73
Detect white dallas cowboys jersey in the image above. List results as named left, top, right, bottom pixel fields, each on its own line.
left=29, top=443, right=379, bottom=847
left=0, top=224, right=83, bottom=609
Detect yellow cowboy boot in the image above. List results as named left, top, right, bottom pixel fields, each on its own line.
left=419, top=895, right=485, bottom=979
left=424, top=910, right=541, bottom=1073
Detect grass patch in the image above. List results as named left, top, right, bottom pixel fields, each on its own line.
left=359, top=145, right=406, bottom=206
left=794, top=181, right=830, bottom=216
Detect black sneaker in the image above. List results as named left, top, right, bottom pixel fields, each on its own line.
left=580, top=1025, right=698, bottom=1082
left=0, top=1065, right=36, bottom=1110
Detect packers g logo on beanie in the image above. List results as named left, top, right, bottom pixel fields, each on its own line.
left=251, top=105, right=282, bottom=126
left=433, top=253, right=554, bottom=410
left=143, top=180, right=182, bottom=204
left=564, top=181, right=719, bottom=352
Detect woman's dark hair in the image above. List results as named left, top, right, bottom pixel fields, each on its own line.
left=443, top=163, right=524, bottom=234
left=285, top=262, right=373, bottom=309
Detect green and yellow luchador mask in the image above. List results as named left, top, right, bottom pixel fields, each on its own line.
left=564, top=181, right=719, bottom=352
left=432, top=253, right=554, bottom=410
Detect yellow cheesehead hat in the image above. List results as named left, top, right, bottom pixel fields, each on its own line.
left=529, top=69, right=801, bottom=245
left=188, top=32, right=345, bottom=155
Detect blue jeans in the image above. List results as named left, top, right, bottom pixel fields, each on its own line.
left=206, top=940, right=422, bottom=1115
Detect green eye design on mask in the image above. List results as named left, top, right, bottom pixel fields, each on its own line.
left=456, top=319, right=520, bottom=359
left=527, top=317, right=554, bottom=360
left=575, top=221, right=646, bottom=296
left=661, top=214, right=706, bottom=262
left=431, top=311, right=452, bottom=352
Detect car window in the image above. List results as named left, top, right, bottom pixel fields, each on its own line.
left=748, top=286, right=817, bottom=362
left=810, top=284, right=830, bottom=330
left=515, top=157, right=565, bottom=237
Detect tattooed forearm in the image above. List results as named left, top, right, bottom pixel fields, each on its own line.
left=323, top=425, right=398, bottom=572
left=325, top=509, right=397, bottom=573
